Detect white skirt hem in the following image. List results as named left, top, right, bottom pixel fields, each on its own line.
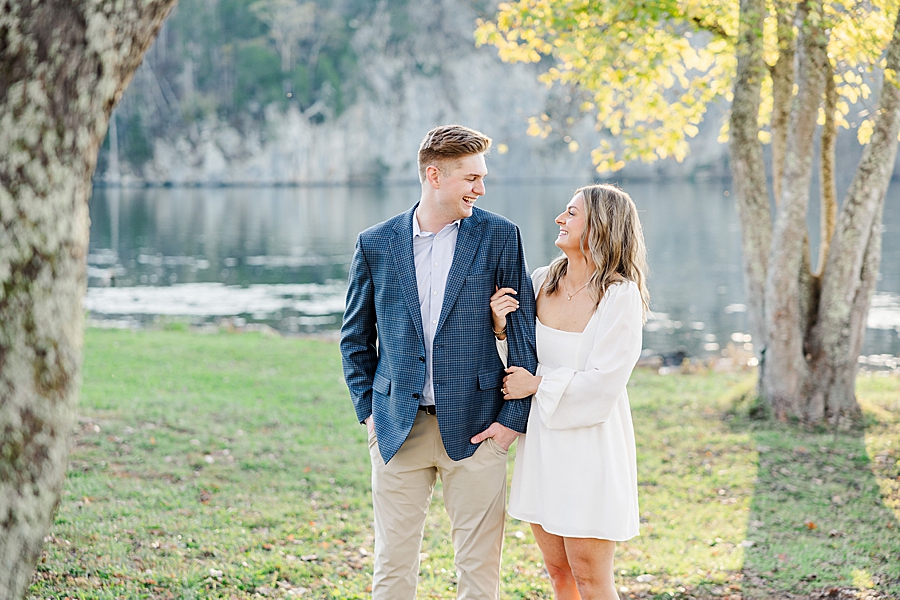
left=507, top=510, right=639, bottom=542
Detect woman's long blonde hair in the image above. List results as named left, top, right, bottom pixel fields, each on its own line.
left=544, top=184, right=650, bottom=321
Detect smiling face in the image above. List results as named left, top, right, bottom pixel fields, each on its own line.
left=555, top=192, right=587, bottom=252
left=426, top=153, right=487, bottom=222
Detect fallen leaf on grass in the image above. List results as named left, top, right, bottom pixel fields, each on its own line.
left=300, top=554, right=318, bottom=561
left=805, top=520, right=817, bottom=530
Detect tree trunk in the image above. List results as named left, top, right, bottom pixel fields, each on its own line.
left=806, top=8, right=900, bottom=424
left=731, top=0, right=900, bottom=425
left=730, top=0, right=771, bottom=375
left=0, top=1, right=177, bottom=597
left=760, top=0, right=828, bottom=419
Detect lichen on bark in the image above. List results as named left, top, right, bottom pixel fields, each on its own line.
left=0, top=0, right=176, bottom=597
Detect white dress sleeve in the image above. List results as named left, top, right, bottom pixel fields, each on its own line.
left=495, top=266, right=548, bottom=369
left=534, top=281, right=643, bottom=430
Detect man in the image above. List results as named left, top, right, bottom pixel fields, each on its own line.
left=340, top=124, right=537, bottom=599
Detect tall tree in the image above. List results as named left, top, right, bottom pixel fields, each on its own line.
left=477, top=0, right=900, bottom=425
left=250, top=0, right=317, bottom=95
left=0, top=1, right=177, bottom=597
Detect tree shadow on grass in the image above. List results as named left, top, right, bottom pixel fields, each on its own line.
left=731, top=395, right=900, bottom=598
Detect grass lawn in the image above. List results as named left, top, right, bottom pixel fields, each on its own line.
left=28, top=329, right=900, bottom=599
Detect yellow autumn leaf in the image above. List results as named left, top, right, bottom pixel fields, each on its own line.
left=857, top=119, right=874, bottom=145
left=717, top=119, right=730, bottom=144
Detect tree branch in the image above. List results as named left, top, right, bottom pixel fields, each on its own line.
left=817, top=68, right=838, bottom=276
left=690, top=15, right=733, bottom=43
left=771, top=0, right=798, bottom=205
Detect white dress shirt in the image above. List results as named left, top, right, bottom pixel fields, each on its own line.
left=412, top=209, right=460, bottom=407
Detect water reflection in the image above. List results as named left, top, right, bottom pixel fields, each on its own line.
left=86, top=182, right=900, bottom=359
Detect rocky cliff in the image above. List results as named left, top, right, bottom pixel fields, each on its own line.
left=99, top=0, right=734, bottom=186
left=100, top=0, right=889, bottom=186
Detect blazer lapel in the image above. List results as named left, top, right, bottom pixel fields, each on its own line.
left=391, top=205, right=425, bottom=346
left=435, top=210, right=484, bottom=337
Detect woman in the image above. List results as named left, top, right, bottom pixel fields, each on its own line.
left=491, top=184, right=649, bottom=600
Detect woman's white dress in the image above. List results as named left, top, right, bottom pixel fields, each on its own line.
left=498, top=266, right=642, bottom=541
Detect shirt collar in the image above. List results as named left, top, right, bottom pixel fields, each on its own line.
left=413, top=208, right=460, bottom=238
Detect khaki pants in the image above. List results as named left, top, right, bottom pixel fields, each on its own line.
left=368, top=411, right=509, bottom=599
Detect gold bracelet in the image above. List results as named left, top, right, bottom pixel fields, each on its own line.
left=492, top=326, right=507, bottom=335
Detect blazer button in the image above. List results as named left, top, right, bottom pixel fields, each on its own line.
left=418, top=356, right=425, bottom=362
left=412, top=393, right=420, bottom=399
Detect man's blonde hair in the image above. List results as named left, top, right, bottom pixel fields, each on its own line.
left=417, top=125, right=492, bottom=182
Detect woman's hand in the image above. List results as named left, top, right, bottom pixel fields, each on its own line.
left=501, top=366, right=541, bottom=400
left=490, top=286, right=519, bottom=338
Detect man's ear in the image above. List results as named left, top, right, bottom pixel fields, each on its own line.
left=425, top=165, right=441, bottom=189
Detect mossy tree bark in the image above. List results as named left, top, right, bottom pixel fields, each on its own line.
left=0, top=0, right=177, bottom=597
left=731, top=0, right=900, bottom=425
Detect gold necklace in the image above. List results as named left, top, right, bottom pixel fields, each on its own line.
left=563, top=277, right=589, bottom=301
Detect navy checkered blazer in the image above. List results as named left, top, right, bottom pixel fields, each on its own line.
left=340, top=203, right=537, bottom=463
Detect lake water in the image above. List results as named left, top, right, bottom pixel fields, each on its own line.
left=85, top=181, right=900, bottom=363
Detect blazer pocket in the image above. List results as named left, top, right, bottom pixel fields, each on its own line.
left=477, top=370, right=504, bottom=391
left=373, top=373, right=391, bottom=395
